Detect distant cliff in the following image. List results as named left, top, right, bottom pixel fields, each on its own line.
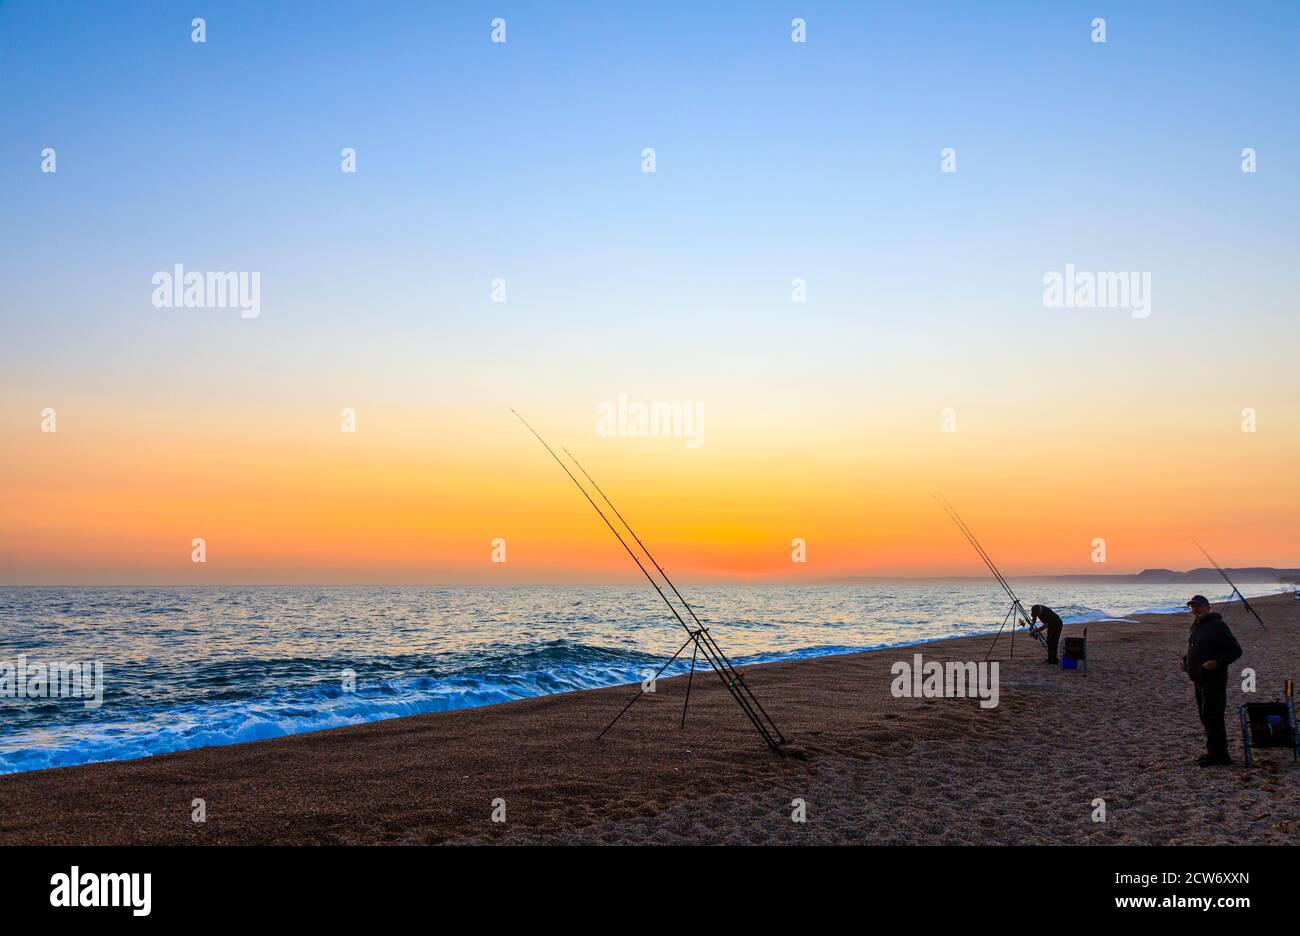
left=1014, top=567, right=1298, bottom=584
left=1132, top=567, right=1300, bottom=584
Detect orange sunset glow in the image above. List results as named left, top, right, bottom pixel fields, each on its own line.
left=4, top=383, right=1296, bottom=584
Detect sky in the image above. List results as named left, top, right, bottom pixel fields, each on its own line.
left=2, top=1, right=1298, bottom=585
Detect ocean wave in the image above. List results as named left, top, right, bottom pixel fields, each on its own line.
left=1126, top=604, right=1191, bottom=617
left=0, top=641, right=711, bottom=774
left=0, top=637, right=898, bottom=774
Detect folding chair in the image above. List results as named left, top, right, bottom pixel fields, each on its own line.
left=1239, top=679, right=1299, bottom=767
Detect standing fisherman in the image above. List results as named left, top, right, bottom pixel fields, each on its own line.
left=1181, top=595, right=1243, bottom=767
left=1028, top=604, right=1063, bottom=664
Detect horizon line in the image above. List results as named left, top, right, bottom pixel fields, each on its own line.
left=2, top=568, right=1295, bottom=589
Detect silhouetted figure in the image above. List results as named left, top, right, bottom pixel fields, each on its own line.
left=1181, top=595, right=1242, bottom=767
left=1029, top=604, right=1063, bottom=664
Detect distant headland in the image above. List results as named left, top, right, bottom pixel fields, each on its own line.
left=818, top=568, right=1300, bottom=585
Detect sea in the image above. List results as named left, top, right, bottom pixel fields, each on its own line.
left=0, top=582, right=1284, bottom=774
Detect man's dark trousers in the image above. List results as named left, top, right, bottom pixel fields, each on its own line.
left=1195, top=672, right=1230, bottom=758
left=1045, top=621, right=1062, bottom=662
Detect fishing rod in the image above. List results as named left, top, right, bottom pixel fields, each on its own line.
left=562, top=446, right=786, bottom=746
left=934, top=493, right=1047, bottom=656
left=935, top=493, right=1015, bottom=602
left=1191, top=537, right=1267, bottom=629
left=935, top=493, right=1033, bottom=624
left=511, top=410, right=783, bottom=751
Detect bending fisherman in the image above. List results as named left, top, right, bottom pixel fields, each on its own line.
left=1028, top=604, right=1063, bottom=665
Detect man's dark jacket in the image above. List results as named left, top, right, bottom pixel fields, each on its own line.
left=1183, top=611, right=1242, bottom=682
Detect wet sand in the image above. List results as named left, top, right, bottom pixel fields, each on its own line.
left=1, top=593, right=1296, bottom=845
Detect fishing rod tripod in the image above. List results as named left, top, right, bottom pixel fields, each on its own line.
left=596, top=623, right=743, bottom=741
left=982, top=599, right=1046, bottom=661
left=513, top=411, right=787, bottom=753
left=598, top=629, right=710, bottom=738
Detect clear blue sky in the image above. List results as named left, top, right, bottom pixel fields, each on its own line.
left=4, top=0, right=1296, bottom=376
